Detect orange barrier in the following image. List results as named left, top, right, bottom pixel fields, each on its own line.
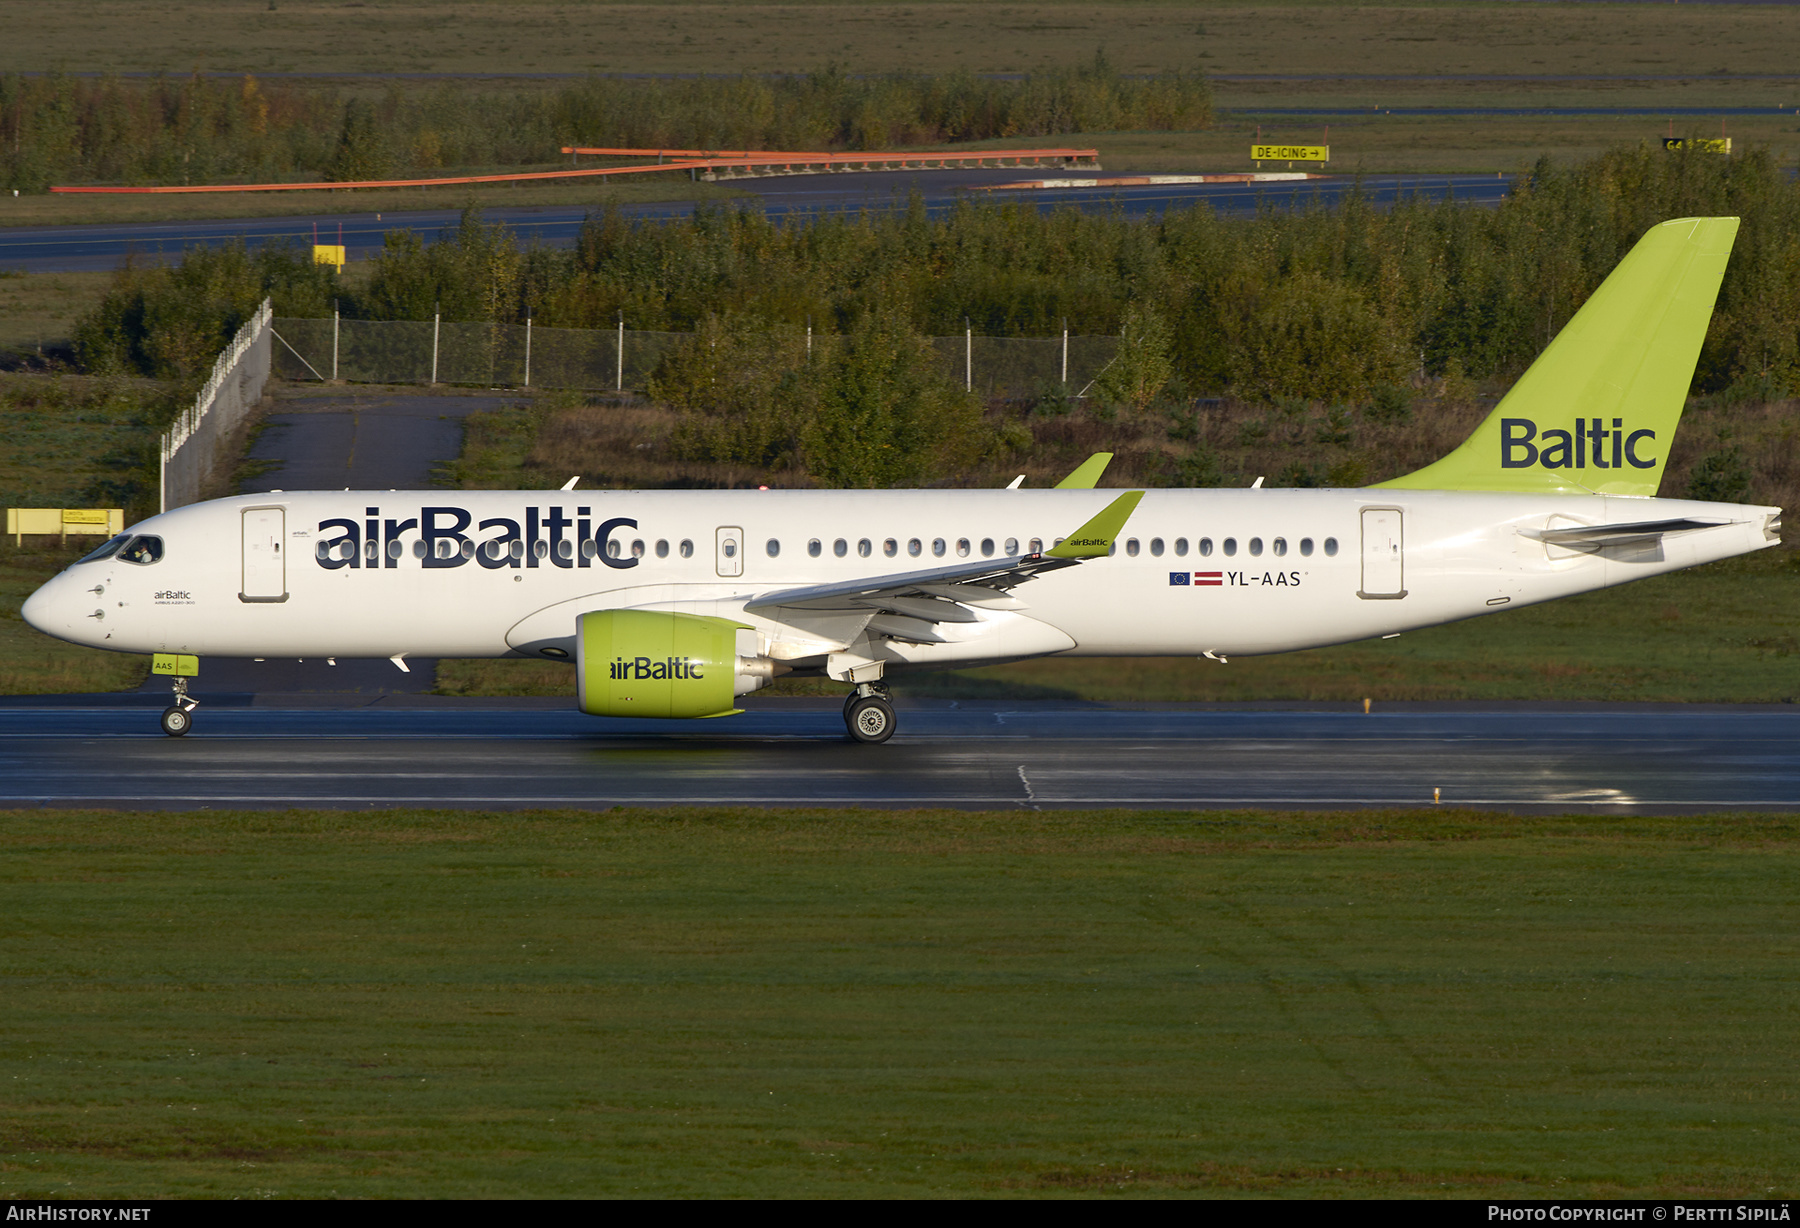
left=562, top=145, right=1101, bottom=178
left=50, top=161, right=723, bottom=194
left=51, top=146, right=1100, bottom=195
left=564, top=146, right=1097, bottom=159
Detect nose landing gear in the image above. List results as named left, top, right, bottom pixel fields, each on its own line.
left=160, top=676, right=198, bottom=737
left=843, top=681, right=895, bottom=744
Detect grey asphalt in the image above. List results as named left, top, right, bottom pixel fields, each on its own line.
left=0, top=700, right=1794, bottom=811
left=0, top=172, right=1513, bottom=273
left=134, top=392, right=506, bottom=698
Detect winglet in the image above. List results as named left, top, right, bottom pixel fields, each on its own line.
left=1054, top=452, right=1113, bottom=489
left=1046, top=490, right=1144, bottom=558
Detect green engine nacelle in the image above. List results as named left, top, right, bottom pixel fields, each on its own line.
left=576, top=609, right=747, bottom=719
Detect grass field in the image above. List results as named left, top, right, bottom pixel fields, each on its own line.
left=4, top=806, right=1798, bottom=1198
left=11, top=2, right=1800, bottom=79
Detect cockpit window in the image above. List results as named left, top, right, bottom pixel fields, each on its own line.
left=75, top=535, right=130, bottom=564
left=117, top=536, right=164, bottom=566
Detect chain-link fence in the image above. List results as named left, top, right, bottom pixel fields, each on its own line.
left=271, top=317, right=1118, bottom=400
left=163, top=298, right=271, bottom=511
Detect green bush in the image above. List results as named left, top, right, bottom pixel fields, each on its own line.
left=74, top=242, right=336, bottom=379
left=656, top=308, right=987, bottom=488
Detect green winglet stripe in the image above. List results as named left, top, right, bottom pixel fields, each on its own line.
left=1053, top=452, right=1114, bottom=489
left=1046, top=490, right=1145, bottom=558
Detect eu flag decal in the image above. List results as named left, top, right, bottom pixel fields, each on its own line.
left=1169, top=572, right=1190, bottom=586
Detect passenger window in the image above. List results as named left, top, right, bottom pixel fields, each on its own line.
left=414, top=540, right=429, bottom=559
left=510, top=540, right=525, bottom=559
left=907, top=538, right=922, bottom=557
left=364, top=539, right=378, bottom=562
left=391, top=539, right=406, bottom=559
left=981, top=538, right=995, bottom=557
left=461, top=540, right=475, bottom=559
left=721, top=540, right=736, bottom=558
left=1029, top=538, right=1042, bottom=553
left=1324, top=536, right=1339, bottom=556
left=554, top=540, right=572, bottom=560
left=808, top=538, right=822, bottom=558
left=1198, top=537, right=1213, bottom=557
left=766, top=539, right=781, bottom=558
left=1150, top=537, right=1164, bottom=557
left=1222, top=537, right=1238, bottom=557
left=580, top=539, right=596, bottom=558
left=1248, top=537, right=1263, bottom=557
left=1125, top=538, right=1139, bottom=557
left=884, top=539, right=898, bottom=557
left=1174, top=537, right=1188, bottom=557
left=631, top=540, right=645, bottom=558
left=955, top=538, right=970, bottom=557
left=834, top=538, right=848, bottom=558
left=1004, top=537, right=1018, bottom=555
left=656, top=539, right=669, bottom=558
left=679, top=539, right=694, bottom=558
left=858, top=539, right=872, bottom=558
left=75, top=535, right=130, bottom=565
left=1300, top=537, right=1314, bottom=557
left=932, top=538, right=946, bottom=557
left=604, top=540, right=618, bottom=559
left=1272, top=537, right=1287, bottom=557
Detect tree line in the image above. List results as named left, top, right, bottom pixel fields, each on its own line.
left=1, top=55, right=1209, bottom=191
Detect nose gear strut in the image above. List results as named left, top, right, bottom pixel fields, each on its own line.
left=160, top=675, right=198, bottom=738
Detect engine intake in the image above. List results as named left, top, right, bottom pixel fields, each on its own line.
left=576, top=609, right=785, bottom=718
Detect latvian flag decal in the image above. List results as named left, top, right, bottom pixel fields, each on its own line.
left=1171, top=571, right=1223, bottom=586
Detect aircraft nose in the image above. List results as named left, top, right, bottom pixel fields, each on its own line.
left=21, top=573, right=74, bottom=637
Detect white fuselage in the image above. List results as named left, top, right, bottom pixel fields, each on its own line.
left=21, top=487, right=1781, bottom=670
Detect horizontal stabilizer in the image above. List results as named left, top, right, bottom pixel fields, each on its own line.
left=1521, top=516, right=1733, bottom=548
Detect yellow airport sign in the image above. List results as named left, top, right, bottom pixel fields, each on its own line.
left=151, top=653, right=200, bottom=677
left=312, top=243, right=347, bottom=269
left=1663, top=138, right=1731, bottom=154
left=1252, top=144, right=1329, bottom=164
left=7, top=507, right=124, bottom=545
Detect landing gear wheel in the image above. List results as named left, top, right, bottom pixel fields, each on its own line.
left=160, top=705, right=192, bottom=737
left=844, top=696, right=895, bottom=744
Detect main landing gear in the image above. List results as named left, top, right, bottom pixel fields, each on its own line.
left=842, top=681, right=895, bottom=744
left=161, top=676, right=197, bottom=737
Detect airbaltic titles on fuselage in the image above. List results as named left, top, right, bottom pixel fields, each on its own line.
left=312, top=505, right=640, bottom=570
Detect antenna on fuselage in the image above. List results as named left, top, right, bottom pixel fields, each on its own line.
left=561, top=476, right=580, bottom=490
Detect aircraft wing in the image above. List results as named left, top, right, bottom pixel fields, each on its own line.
left=745, top=490, right=1142, bottom=645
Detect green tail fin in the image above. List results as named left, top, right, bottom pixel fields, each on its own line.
left=1375, top=216, right=1739, bottom=497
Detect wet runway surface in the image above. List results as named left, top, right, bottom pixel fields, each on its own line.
left=1, top=699, right=1794, bottom=812
left=0, top=172, right=1512, bottom=272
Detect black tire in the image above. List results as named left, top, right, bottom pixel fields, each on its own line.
left=844, top=696, right=895, bottom=744
left=160, top=706, right=192, bottom=737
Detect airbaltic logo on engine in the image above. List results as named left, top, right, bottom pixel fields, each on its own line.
left=611, top=656, right=705, bottom=681
left=1500, top=418, right=1658, bottom=470
left=311, top=505, right=640, bottom=572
